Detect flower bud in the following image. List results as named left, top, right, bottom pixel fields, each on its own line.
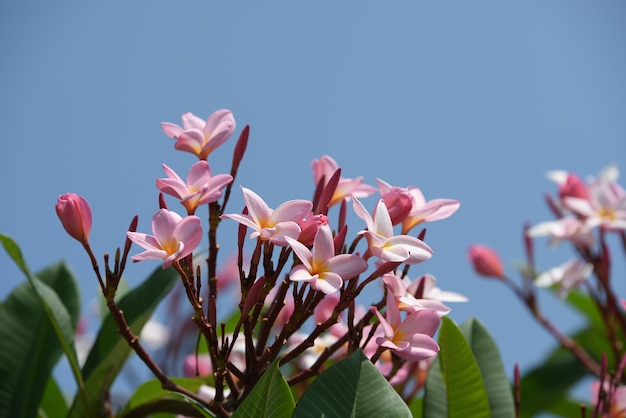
left=56, top=193, right=92, bottom=246
left=467, top=244, right=505, bottom=279
left=380, top=188, right=413, bottom=225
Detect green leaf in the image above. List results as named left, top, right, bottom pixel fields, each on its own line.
left=0, top=234, right=82, bottom=418
left=423, top=354, right=448, bottom=418
left=562, top=289, right=604, bottom=329
left=294, top=349, right=412, bottom=418
left=424, top=316, right=491, bottom=418
left=121, top=377, right=213, bottom=418
left=38, top=376, right=69, bottom=418
left=460, top=318, right=515, bottom=418
left=232, top=360, right=295, bottom=418
left=68, top=265, right=179, bottom=417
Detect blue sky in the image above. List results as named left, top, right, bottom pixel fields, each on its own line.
left=1, top=0, right=625, bottom=403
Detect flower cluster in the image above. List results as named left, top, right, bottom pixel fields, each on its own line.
left=468, top=164, right=626, bottom=416
left=55, top=109, right=462, bottom=416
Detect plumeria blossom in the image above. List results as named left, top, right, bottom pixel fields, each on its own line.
left=534, top=258, right=593, bottom=299
left=156, top=161, right=233, bottom=214
left=161, top=110, right=236, bottom=160
left=375, top=179, right=413, bottom=225
left=590, top=380, right=626, bottom=418
left=371, top=292, right=441, bottom=362
left=353, top=198, right=433, bottom=264
left=385, top=183, right=460, bottom=235
left=127, top=209, right=202, bottom=268
left=381, top=272, right=451, bottom=316
left=221, top=187, right=313, bottom=246
left=563, top=166, right=626, bottom=231
left=526, top=217, right=595, bottom=248
left=312, top=155, right=377, bottom=207
left=56, top=193, right=92, bottom=246
left=286, top=224, right=368, bottom=294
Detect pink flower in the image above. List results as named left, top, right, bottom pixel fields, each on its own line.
left=312, top=155, right=376, bottom=207
left=408, top=274, right=468, bottom=303
left=221, top=187, right=312, bottom=246
left=56, top=193, right=92, bottom=246
left=381, top=272, right=451, bottom=316
left=127, top=209, right=202, bottom=268
left=353, top=198, right=433, bottom=264
left=286, top=224, right=368, bottom=294
left=526, top=217, right=595, bottom=248
left=400, top=186, right=460, bottom=234
left=296, top=213, right=329, bottom=246
left=183, top=354, right=212, bottom=377
left=376, top=179, right=413, bottom=226
left=156, top=161, right=233, bottom=214
left=590, top=380, right=626, bottom=417
left=534, top=258, right=593, bottom=299
left=161, top=110, right=236, bottom=160
left=371, top=293, right=440, bottom=362
left=467, top=244, right=506, bottom=279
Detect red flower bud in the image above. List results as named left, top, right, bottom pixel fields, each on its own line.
left=56, top=193, right=92, bottom=246
left=467, top=244, right=505, bottom=279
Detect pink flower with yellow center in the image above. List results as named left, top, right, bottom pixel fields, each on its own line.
left=161, top=110, right=236, bottom=160
left=312, top=155, right=376, bottom=207
left=156, top=161, right=233, bottom=214
left=286, top=224, right=368, bottom=294
left=127, top=209, right=202, bottom=269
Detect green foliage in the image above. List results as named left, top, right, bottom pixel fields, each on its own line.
left=0, top=234, right=82, bottom=418
left=38, top=377, right=69, bottom=418
left=293, top=349, right=412, bottom=418
left=424, top=316, right=515, bottom=418
left=232, top=360, right=295, bottom=418
left=121, top=377, right=214, bottom=418
left=68, top=265, right=179, bottom=417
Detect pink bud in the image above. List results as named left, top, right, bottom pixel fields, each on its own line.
left=380, top=188, right=413, bottom=225
left=560, top=174, right=589, bottom=201
left=467, top=244, right=505, bottom=279
left=56, top=193, right=92, bottom=246
left=297, top=213, right=329, bottom=246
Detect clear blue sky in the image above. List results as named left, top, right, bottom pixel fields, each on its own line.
left=1, top=0, right=625, bottom=404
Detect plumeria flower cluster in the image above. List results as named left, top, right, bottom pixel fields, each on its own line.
left=56, top=109, right=463, bottom=416
left=467, top=164, right=626, bottom=415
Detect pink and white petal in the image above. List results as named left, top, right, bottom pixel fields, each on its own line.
left=175, top=130, right=205, bottom=154
left=187, top=161, right=212, bottom=185
left=311, top=224, right=335, bottom=264
left=312, top=272, right=343, bottom=294
left=324, top=254, right=368, bottom=280
left=376, top=178, right=393, bottom=194
left=352, top=198, right=375, bottom=231
left=272, top=200, right=313, bottom=224
left=127, top=232, right=162, bottom=251
left=156, top=178, right=189, bottom=200
left=181, top=112, right=206, bottom=131
left=373, top=200, right=394, bottom=237
left=289, top=265, right=315, bottom=283
left=241, top=188, right=273, bottom=226
left=422, top=199, right=460, bottom=222
left=152, top=210, right=182, bottom=245
left=408, top=187, right=426, bottom=209
left=161, top=122, right=183, bottom=139
left=386, top=235, right=433, bottom=263
left=372, top=308, right=395, bottom=339
left=402, top=309, right=441, bottom=336
left=204, top=174, right=233, bottom=193
left=285, top=236, right=313, bottom=271
left=563, top=197, right=595, bottom=217
left=363, top=231, right=387, bottom=249
left=131, top=249, right=169, bottom=263
left=203, top=110, right=235, bottom=136
left=173, top=216, right=203, bottom=253
left=376, top=244, right=410, bottom=262
left=400, top=335, right=439, bottom=361
left=272, top=221, right=302, bottom=246
left=220, top=213, right=261, bottom=233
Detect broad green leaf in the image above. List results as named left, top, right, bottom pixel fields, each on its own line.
left=460, top=318, right=515, bottom=418
left=294, top=349, right=412, bottom=418
left=232, top=360, right=295, bottom=418
left=68, top=265, right=179, bottom=417
left=0, top=276, right=74, bottom=418
left=429, top=316, right=491, bottom=418
left=38, top=376, right=69, bottom=418
left=423, top=354, right=448, bottom=418
left=0, top=234, right=82, bottom=418
left=121, top=377, right=213, bottom=418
